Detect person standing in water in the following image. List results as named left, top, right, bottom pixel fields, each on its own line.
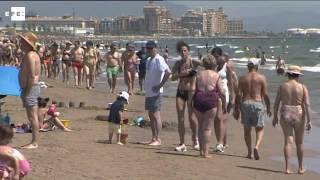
left=276, top=55, right=286, bottom=75
left=272, top=65, right=311, bottom=174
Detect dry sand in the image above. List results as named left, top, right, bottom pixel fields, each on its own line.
left=2, top=79, right=320, bottom=180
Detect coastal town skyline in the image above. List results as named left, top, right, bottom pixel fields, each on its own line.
left=1, top=1, right=320, bottom=33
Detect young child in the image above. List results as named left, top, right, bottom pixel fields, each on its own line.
left=38, top=97, right=71, bottom=132
left=47, top=100, right=60, bottom=117
left=0, top=125, right=30, bottom=179
left=107, top=91, right=129, bottom=145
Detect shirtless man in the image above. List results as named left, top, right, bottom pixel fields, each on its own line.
left=106, top=43, right=122, bottom=93
left=71, top=40, right=85, bottom=87
left=18, top=32, right=41, bottom=149
left=272, top=65, right=311, bottom=174
left=233, top=58, right=271, bottom=160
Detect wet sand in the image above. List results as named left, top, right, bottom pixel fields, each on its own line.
left=3, top=79, right=320, bottom=180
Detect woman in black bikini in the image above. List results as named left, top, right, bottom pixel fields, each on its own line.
left=171, top=41, right=201, bottom=152
left=192, top=54, right=225, bottom=158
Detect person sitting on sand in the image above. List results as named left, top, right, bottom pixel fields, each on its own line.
left=276, top=56, right=286, bottom=76
left=106, top=91, right=129, bottom=145
left=272, top=65, right=311, bottom=174
left=0, top=125, right=31, bottom=179
left=37, top=97, right=71, bottom=132
left=233, top=58, right=271, bottom=160
left=192, top=55, right=225, bottom=158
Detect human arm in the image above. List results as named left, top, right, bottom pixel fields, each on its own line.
left=153, top=68, right=171, bottom=93
left=226, top=64, right=235, bottom=109
left=272, top=87, right=281, bottom=127
left=303, top=85, right=312, bottom=131
left=233, top=78, right=242, bottom=120
left=217, top=77, right=227, bottom=114
left=261, top=76, right=272, bottom=117
left=171, top=61, right=192, bottom=81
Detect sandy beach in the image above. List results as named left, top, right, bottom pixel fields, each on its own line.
left=2, top=79, right=320, bottom=180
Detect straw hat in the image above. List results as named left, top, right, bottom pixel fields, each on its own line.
left=286, top=65, right=303, bottom=75
left=18, top=32, right=38, bottom=50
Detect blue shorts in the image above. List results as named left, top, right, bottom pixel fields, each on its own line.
left=240, top=100, right=266, bottom=127
left=145, top=95, right=162, bottom=112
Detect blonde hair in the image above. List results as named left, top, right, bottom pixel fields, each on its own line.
left=202, top=54, right=217, bottom=70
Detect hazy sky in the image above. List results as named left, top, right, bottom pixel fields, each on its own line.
left=0, top=1, right=320, bottom=32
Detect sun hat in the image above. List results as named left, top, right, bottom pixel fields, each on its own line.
left=286, top=65, right=303, bottom=75
left=247, top=58, right=260, bottom=66
left=18, top=32, right=38, bottom=50
left=118, top=91, right=130, bottom=104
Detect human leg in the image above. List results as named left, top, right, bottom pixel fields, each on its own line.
left=84, top=64, right=90, bottom=89
left=176, top=97, right=186, bottom=145
left=22, top=106, right=39, bottom=149
left=62, top=62, right=67, bottom=82
left=73, top=66, right=78, bottom=86
left=243, top=125, right=252, bottom=158
left=254, top=126, right=264, bottom=160
left=214, top=99, right=226, bottom=152
left=294, top=120, right=306, bottom=174
left=202, top=108, right=216, bottom=158
left=187, top=92, right=198, bottom=148
left=280, top=120, right=294, bottom=174
left=194, top=109, right=204, bottom=156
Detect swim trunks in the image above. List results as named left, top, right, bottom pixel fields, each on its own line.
left=240, top=100, right=266, bottom=127
left=21, top=84, right=40, bottom=107
left=106, top=65, right=120, bottom=78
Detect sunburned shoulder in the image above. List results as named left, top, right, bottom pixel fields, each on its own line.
left=26, top=51, right=40, bottom=59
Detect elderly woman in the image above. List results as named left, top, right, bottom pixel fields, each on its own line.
left=272, top=65, right=311, bottom=174
left=192, top=54, right=225, bottom=158
left=84, top=41, right=97, bottom=90
left=122, top=43, right=138, bottom=95
left=171, top=41, right=201, bottom=152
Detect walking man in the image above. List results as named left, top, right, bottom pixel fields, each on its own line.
left=233, top=58, right=271, bottom=160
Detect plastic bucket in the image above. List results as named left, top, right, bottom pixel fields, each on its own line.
left=120, top=133, right=128, bottom=144
left=61, top=119, right=70, bottom=128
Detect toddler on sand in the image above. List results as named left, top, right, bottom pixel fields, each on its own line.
left=106, top=91, right=129, bottom=145
left=0, top=125, right=30, bottom=179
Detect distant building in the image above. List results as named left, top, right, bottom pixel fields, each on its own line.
left=181, top=9, right=207, bottom=36
left=205, top=7, right=227, bottom=36
left=227, top=20, right=243, bottom=35
left=143, top=1, right=172, bottom=34
left=99, top=17, right=114, bottom=34
left=22, top=16, right=97, bottom=35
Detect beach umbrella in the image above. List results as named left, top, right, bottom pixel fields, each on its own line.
left=0, top=66, right=21, bottom=96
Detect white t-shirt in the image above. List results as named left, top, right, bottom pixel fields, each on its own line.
left=145, top=53, right=170, bottom=97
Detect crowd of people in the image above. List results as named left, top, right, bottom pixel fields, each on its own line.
left=0, top=31, right=313, bottom=178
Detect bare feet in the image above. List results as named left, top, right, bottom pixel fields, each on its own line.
left=21, top=143, right=38, bottom=149
left=253, top=148, right=260, bottom=160
left=148, top=140, right=161, bottom=146
left=298, top=168, right=306, bottom=174
left=117, top=142, right=124, bottom=146
left=63, top=128, right=72, bottom=132
left=203, top=153, right=212, bottom=159
left=246, top=154, right=253, bottom=159
left=285, top=170, right=293, bottom=174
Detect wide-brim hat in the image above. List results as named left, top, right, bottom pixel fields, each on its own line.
left=18, top=32, right=38, bottom=50
left=286, top=65, right=303, bottom=75
left=118, top=91, right=129, bottom=104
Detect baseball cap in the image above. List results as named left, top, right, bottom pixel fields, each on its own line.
left=247, top=58, right=260, bottom=66
left=146, top=41, right=157, bottom=48
left=118, top=91, right=130, bottom=104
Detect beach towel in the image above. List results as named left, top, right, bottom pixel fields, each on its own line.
left=0, top=66, right=21, bottom=96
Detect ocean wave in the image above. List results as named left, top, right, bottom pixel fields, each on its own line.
left=309, top=49, right=320, bottom=53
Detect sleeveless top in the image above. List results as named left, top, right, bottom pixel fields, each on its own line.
left=218, top=63, right=229, bottom=104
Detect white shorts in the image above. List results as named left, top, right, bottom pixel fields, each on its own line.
left=108, top=123, right=121, bottom=134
